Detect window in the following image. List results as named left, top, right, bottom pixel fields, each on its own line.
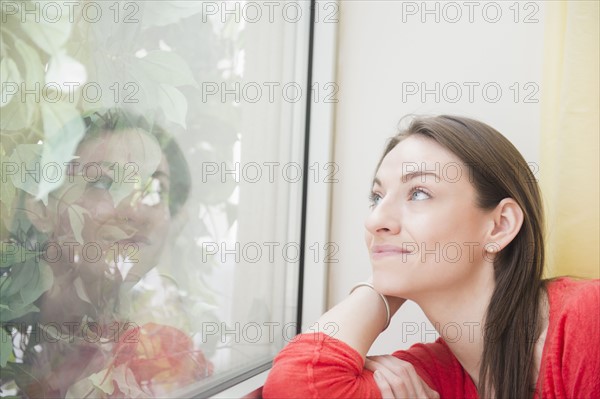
left=0, top=1, right=333, bottom=397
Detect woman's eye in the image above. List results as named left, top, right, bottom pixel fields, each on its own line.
left=88, top=175, right=113, bottom=190
left=369, top=192, right=382, bottom=207
left=138, top=176, right=170, bottom=207
left=410, top=188, right=430, bottom=201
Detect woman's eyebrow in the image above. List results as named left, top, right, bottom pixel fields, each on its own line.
left=372, top=171, right=441, bottom=187
left=401, top=170, right=441, bottom=183
left=152, top=170, right=171, bottom=180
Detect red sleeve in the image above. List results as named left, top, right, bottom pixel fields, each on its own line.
left=548, top=278, right=600, bottom=398
left=392, top=339, right=478, bottom=399
left=262, top=332, right=381, bottom=399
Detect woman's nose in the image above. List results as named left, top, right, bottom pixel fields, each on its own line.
left=364, top=199, right=401, bottom=236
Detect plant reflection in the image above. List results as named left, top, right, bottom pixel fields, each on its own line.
left=3, top=109, right=214, bottom=398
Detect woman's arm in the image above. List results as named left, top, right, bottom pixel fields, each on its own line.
left=263, top=286, right=407, bottom=398
left=307, top=285, right=406, bottom=358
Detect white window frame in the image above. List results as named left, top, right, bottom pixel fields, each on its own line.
left=208, top=1, right=339, bottom=397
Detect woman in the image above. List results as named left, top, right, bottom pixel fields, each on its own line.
left=262, top=115, right=600, bottom=398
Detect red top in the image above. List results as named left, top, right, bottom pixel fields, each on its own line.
left=263, top=277, right=600, bottom=398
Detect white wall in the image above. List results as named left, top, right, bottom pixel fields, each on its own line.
left=327, top=0, right=546, bottom=354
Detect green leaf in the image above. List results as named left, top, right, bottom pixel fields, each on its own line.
left=13, top=37, right=45, bottom=85
left=0, top=57, right=22, bottom=107
left=18, top=260, right=53, bottom=306
left=67, top=205, right=89, bottom=246
left=20, top=2, right=73, bottom=55
left=0, top=303, right=39, bottom=323
left=1, top=258, right=35, bottom=298
left=136, top=51, right=198, bottom=88
left=88, top=368, right=115, bottom=395
left=0, top=25, right=7, bottom=59
left=0, top=243, right=37, bottom=269
left=1, top=327, right=13, bottom=367
left=72, top=277, right=92, bottom=304
left=0, top=259, right=53, bottom=322
left=0, top=87, right=31, bottom=131
left=3, top=362, right=42, bottom=395
left=46, top=175, right=86, bottom=215
left=65, top=368, right=110, bottom=399
left=95, top=224, right=136, bottom=244
left=0, top=38, right=44, bottom=130
left=157, top=84, right=187, bottom=128
left=0, top=145, right=17, bottom=212
left=37, top=100, right=85, bottom=201
left=140, top=1, right=204, bottom=29
left=7, top=144, right=44, bottom=203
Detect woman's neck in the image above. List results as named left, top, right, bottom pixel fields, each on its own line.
left=410, top=267, right=550, bottom=397
left=414, top=264, right=496, bottom=387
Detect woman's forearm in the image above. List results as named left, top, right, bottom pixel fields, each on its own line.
left=307, top=286, right=406, bottom=358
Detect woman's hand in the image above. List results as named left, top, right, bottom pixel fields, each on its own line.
left=365, top=355, right=440, bottom=399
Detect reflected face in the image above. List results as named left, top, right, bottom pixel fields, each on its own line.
left=29, top=128, right=178, bottom=395
left=50, top=128, right=171, bottom=282
left=364, top=135, right=492, bottom=301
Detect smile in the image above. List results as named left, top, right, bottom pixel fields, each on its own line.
left=371, top=244, right=412, bottom=259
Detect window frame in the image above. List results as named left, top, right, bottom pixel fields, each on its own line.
left=205, top=0, right=339, bottom=397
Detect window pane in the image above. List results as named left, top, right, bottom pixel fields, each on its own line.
left=0, top=1, right=309, bottom=397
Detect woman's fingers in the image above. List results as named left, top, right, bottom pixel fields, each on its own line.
left=373, top=355, right=424, bottom=387
left=376, top=364, right=415, bottom=398
left=366, top=356, right=440, bottom=398
left=373, top=369, right=395, bottom=398
left=368, top=355, right=422, bottom=392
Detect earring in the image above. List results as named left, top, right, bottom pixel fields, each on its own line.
left=484, top=242, right=500, bottom=253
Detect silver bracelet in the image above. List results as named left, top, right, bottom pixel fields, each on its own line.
left=349, top=282, right=391, bottom=331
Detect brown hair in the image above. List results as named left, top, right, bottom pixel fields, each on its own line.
left=377, top=115, right=547, bottom=398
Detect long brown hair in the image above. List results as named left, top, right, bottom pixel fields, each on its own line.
left=377, top=115, right=547, bottom=398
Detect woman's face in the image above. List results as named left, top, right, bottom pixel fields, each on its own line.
left=49, top=128, right=172, bottom=283
left=364, top=135, right=494, bottom=301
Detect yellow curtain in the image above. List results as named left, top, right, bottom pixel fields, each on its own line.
left=540, top=1, right=599, bottom=279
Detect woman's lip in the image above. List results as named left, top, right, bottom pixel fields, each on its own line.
left=371, top=245, right=411, bottom=254
left=370, top=245, right=412, bottom=259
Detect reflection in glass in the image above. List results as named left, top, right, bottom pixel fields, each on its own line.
left=1, top=1, right=307, bottom=398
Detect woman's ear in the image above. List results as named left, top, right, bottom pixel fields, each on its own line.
left=24, top=196, right=53, bottom=233
left=485, top=198, right=524, bottom=253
